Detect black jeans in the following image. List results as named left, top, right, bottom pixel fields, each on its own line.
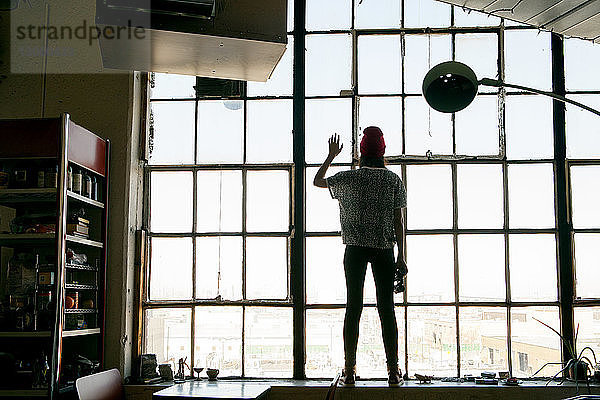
left=343, top=245, right=398, bottom=368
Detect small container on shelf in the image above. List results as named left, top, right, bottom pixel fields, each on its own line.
left=36, top=169, right=45, bottom=188
left=67, top=165, right=73, bottom=191
left=0, top=163, right=9, bottom=189
left=82, top=172, right=92, bottom=198
left=72, top=167, right=82, bottom=194
left=44, top=165, right=57, bottom=189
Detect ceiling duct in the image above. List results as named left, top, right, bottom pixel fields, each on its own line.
left=435, top=0, right=600, bottom=43
left=96, top=0, right=287, bottom=81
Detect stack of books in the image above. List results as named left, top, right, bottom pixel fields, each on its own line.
left=67, top=217, right=89, bottom=238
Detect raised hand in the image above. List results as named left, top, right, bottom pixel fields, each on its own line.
left=328, top=134, right=343, bottom=159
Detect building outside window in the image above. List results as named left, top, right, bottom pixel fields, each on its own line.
left=142, top=0, right=600, bottom=379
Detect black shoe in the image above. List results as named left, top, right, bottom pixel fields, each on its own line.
left=387, top=365, right=404, bottom=387
left=340, top=367, right=356, bottom=386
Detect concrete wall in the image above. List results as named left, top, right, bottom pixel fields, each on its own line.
left=0, top=6, right=141, bottom=377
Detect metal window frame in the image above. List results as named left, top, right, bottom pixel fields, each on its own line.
left=139, top=0, right=598, bottom=381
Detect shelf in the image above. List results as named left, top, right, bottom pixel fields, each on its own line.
left=62, top=328, right=101, bottom=337
left=66, top=235, right=103, bottom=248
left=0, top=331, right=52, bottom=338
left=67, top=190, right=104, bottom=208
left=65, top=263, right=98, bottom=271
left=64, top=308, right=97, bottom=314
left=65, top=283, right=97, bottom=290
left=0, top=389, right=48, bottom=397
left=0, top=188, right=56, bottom=205
left=0, top=233, right=55, bottom=245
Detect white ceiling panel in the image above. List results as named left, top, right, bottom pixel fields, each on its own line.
left=437, top=0, right=600, bottom=42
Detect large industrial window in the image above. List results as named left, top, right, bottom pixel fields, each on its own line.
left=142, top=0, right=596, bottom=379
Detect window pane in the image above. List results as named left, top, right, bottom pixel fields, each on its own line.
left=406, top=165, right=453, bottom=229
left=508, top=164, right=555, bottom=229
left=566, top=94, right=600, bottom=160
left=196, top=237, right=242, bottom=301
left=151, top=171, right=193, bottom=233
left=246, top=170, right=289, bottom=232
left=150, top=73, right=196, bottom=99
left=305, top=0, right=350, bottom=31
left=405, top=96, right=453, bottom=156
left=287, top=0, right=293, bottom=32
left=246, top=100, right=293, bottom=163
left=305, top=98, right=353, bottom=164
left=455, top=33, right=498, bottom=87
left=306, top=308, right=344, bottom=378
left=246, top=237, right=288, bottom=300
left=354, top=0, right=401, bottom=29
left=407, top=235, right=454, bottom=303
left=144, top=308, right=191, bottom=364
left=306, top=237, right=346, bottom=304
left=455, top=95, right=500, bottom=156
left=358, top=35, right=401, bottom=95
left=306, top=34, right=352, bottom=96
left=197, top=170, right=242, bottom=233
left=248, top=36, right=293, bottom=97
left=510, top=307, right=561, bottom=378
left=149, top=101, right=195, bottom=165
left=194, top=306, right=242, bottom=376
left=459, top=307, right=507, bottom=376
left=404, top=0, right=450, bottom=28
left=574, top=307, right=600, bottom=366
left=244, top=307, right=293, bottom=377
left=404, top=34, right=452, bottom=94
left=459, top=234, right=505, bottom=302
left=505, top=30, right=552, bottom=92
left=407, top=306, right=457, bottom=376
left=574, top=234, right=600, bottom=299
left=150, top=238, right=193, bottom=300
left=565, top=37, right=600, bottom=91
left=457, top=164, right=503, bottom=229
left=509, top=234, right=557, bottom=302
left=356, top=307, right=403, bottom=378
left=197, top=101, right=243, bottom=164
left=306, top=167, right=344, bottom=232
left=453, top=7, right=500, bottom=27
left=505, top=95, right=553, bottom=160
left=571, top=166, right=600, bottom=228
left=358, top=97, right=403, bottom=157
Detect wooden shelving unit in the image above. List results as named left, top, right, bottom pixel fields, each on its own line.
left=0, top=114, right=109, bottom=399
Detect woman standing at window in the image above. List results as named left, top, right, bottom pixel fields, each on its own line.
left=313, top=127, right=407, bottom=386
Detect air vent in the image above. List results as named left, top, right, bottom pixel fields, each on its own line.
left=195, top=77, right=246, bottom=98
left=104, top=0, right=216, bottom=19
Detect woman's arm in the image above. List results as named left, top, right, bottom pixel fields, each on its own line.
left=394, top=207, right=408, bottom=274
left=314, top=134, right=343, bottom=188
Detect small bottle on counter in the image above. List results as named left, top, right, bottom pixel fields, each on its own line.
left=37, top=168, right=45, bottom=188
left=82, top=172, right=92, bottom=198
left=67, top=165, right=73, bottom=191
left=44, top=165, right=57, bottom=188
left=72, top=167, right=82, bottom=194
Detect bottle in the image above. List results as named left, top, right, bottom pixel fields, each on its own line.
left=44, top=165, right=57, bottom=188
left=37, top=168, right=45, bottom=188
left=83, top=172, right=92, bottom=198
left=67, top=165, right=73, bottom=191
left=91, top=176, right=98, bottom=201
left=13, top=167, right=28, bottom=188
left=0, top=163, right=9, bottom=189
left=72, top=167, right=82, bottom=194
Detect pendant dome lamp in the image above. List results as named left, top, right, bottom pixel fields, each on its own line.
left=422, top=61, right=600, bottom=117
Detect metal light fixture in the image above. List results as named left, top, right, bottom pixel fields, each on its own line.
left=422, top=61, right=600, bottom=117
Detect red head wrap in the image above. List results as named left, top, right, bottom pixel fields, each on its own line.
left=360, top=126, right=385, bottom=158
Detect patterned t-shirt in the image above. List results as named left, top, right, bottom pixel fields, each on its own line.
left=326, top=167, right=407, bottom=249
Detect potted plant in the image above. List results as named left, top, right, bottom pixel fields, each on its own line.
left=533, top=318, right=597, bottom=382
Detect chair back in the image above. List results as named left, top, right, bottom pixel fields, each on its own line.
left=325, top=373, right=341, bottom=400
left=75, top=368, right=124, bottom=400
